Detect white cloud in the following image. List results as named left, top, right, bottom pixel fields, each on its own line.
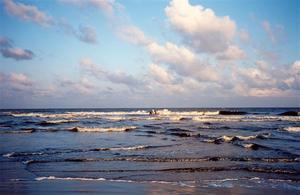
left=3, top=1, right=98, bottom=45
left=255, top=60, right=268, bottom=71
left=147, top=41, right=219, bottom=82
left=148, top=63, right=175, bottom=84
left=118, top=25, right=152, bottom=46
left=165, top=0, right=236, bottom=53
left=217, top=45, right=246, bottom=60
left=147, top=42, right=197, bottom=66
left=80, top=58, right=143, bottom=88
left=4, top=0, right=53, bottom=26
left=283, top=60, right=300, bottom=90
left=59, top=77, right=95, bottom=95
left=10, top=73, right=32, bottom=86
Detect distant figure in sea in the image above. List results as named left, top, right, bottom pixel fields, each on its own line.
left=149, top=109, right=158, bottom=115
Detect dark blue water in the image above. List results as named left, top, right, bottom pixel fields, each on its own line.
left=0, top=108, right=299, bottom=194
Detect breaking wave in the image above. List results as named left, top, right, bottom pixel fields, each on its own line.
left=35, top=176, right=196, bottom=187
left=283, top=127, right=300, bottom=132
left=2, top=144, right=170, bottom=158
left=38, top=119, right=78, bottom=126
left=69, top=126, right=137, bottom=132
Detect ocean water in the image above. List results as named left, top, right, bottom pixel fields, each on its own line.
left=0, top=108, right=299, bottom=194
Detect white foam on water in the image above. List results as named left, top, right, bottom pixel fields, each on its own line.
left=108, top=145, right=149, bottom=150
left=235, top=135, right=257, bottom=140
left=221, top=135, right=256, bottom=142
left=10, top=110, right=149, bottom=119
left=242, top=144, right=256, bottom=149
left=43, top=119, right=78, bottom=124
left=71, top=126, right=137, bottom=132
left=35, top=176, right=106, bottom=181
left=283, top=127, right=300, bottom=132
left=192, top=115, right=300, bottom=122
left=3, top=152, right=14, bottom=157
left=3, top=151, right=44, bottom=158
left=222, top=135, right=234, bottom=142
left=156, top=109, right=219, bottom=116
left=34, top=176, right=196, bottom=187
left=102, top=116, right=126, bottom=121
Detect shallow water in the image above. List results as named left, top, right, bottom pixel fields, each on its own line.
left=0, top=108, right=299, bottom=194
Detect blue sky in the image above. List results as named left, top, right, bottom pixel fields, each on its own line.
left=0, top=0, right=299, bottom=108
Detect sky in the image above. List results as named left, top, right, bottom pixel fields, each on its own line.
left=0, top=0, right=299, bottom=108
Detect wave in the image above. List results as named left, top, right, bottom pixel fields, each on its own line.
left=102, top=116, right=126, bottom=121
left=38, top=120, right=78, bottom=126
left=0, top=129, right=35, bottom=134
left=36, top=176, right=106, bottom=181
left=3, top=144, right=169, bottom=159
left=9, top=110, right=149, bottom=119
left=27, top=176, right=300, bottom=189
left=192, top=115, right=300, bottom=122
left=241, top=143, right=265, bottom=150
left=91, top=145, right=153, bottom=151
left=151, top=109, right=219, bottom=116
left=21, top=156, right=300, bottom=165
left=69, top=126, right=137, bottom=132
left=35, top=176, right=196, bottom=187
left=44, top=166, right=296, bottom=174
left=283, top=127, right=300, bottom=132
left=8, top=110, right=300, bottom=123
left=3, top=151, right=44, bottom=158
left=203, top=133, right=270, bottom=144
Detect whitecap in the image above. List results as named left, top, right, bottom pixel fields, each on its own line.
left=35, top=176, right=196, bottom=187
left=43, top=119, right=78, bottom=124
left=70, top=126, right=137, bottom=132
left=3, top=152, right=14, bottom=157
left=35, top=176, right=106, bottom=181
left=283, top=127, right=300, bottom=132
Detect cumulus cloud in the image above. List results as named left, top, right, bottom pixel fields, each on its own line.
left=261, top=20, right=284, bottom=44
left=80, top=58, right=143, bottom=88
left=165, top=0, right=236, bottom=53
left=147, top=41, right=219, bottom=82
left=3, top=0, right=53, bottom=26
left=148, top=63, right=176, bottom=84
left=230, top=60, right=300, bottom=97
left=217, top=45, right=246, bottom=60
left=0, top=36, right=34, bottom=61
left=118, top=25, right=152, bottom=46
left=283, top=60, right=300, bottom=90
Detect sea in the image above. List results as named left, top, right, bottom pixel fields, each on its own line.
left=0, top=108, right=299, bottom=194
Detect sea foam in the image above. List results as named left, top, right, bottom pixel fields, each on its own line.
left=70, top=126, right=137, bottom=132
left=283, top=127, right=300, bottom=132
